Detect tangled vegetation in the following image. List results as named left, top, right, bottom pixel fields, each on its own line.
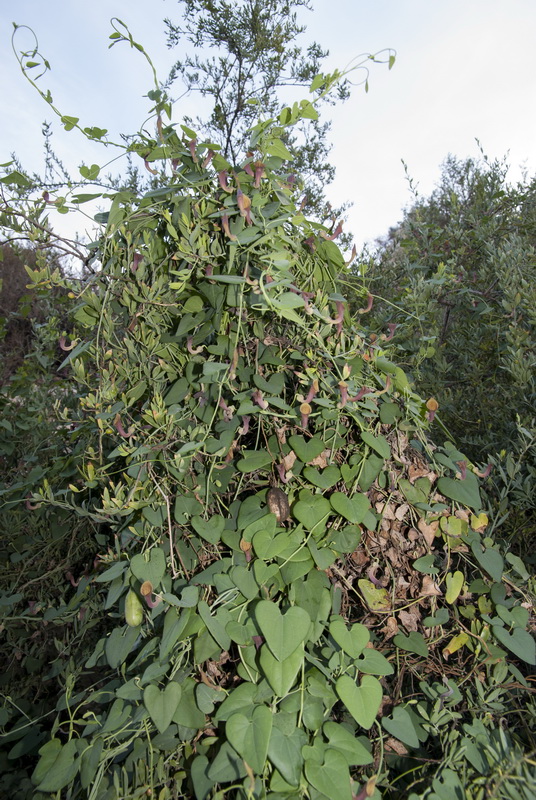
left=360, top=153, right=536, bottom=554
left=0, top=20, right=535, bottom=800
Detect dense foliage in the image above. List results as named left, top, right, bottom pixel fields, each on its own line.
left=359, top=154, right=536, bottom=552
left=0, top=19, right=535, bottom=800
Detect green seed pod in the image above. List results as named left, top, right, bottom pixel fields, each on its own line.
left=125, top=589, right=144, bottom=627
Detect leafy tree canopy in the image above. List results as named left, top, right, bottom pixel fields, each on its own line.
left=165, top=0, right=394, bottom=217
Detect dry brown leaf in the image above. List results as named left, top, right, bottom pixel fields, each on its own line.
left=376, top=501, right=396, bottom=520
left=395, top=503, right=410, bottom=521
left=380, top=616, right=399, bottom=639
left=418, top=518, right=439, bottom=546
left=421, top=575, right=442, bottom=596
left=398, top=608, right=421, bottom=631
left=385, top=737, right=409, bottom=755
left=309, top=449, right=331, bottom=468
left=281, top=451, right=297, bottom=471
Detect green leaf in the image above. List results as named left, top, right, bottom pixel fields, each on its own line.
left=361, top=431, right=390, bottom=459
left=329, top=616, right=369, bottom=659
left=190, top=755, right=213, bottom=800
left=423, top=608, right=450, bottom=627
left=505, top=552, right=530, bottom=580
left=191, top=514, right=225, bottom=544
left=236, top=449, right=273, bottom=472
left=229, top=565, right=259, bottom=600
left=226, top=705, right=273, bottom=773
left=267, top=716, right=307, bottom=785
left=0, top=170, right=31, bottom=187
left=335, top=675, right=382, bottom=730
left=273, top=291, right=304, bottom=310
left=492, top=626, right=536, bottom=664
left=255, top=601, right=311, bottom=661
left=437, top=473, right=482, bottom=510
left=288, top=435, right=325, bottom=463
left=197, top=601, right=231, bottom=651
left=413, top=554, right=439, bottom=574
left=33, top=739, right=79, bottom=792
left=445, top=570, right=465, bottom=603
left=207, top=741, right=246, bottom=783
left=382, top=706, right=420, bottom=748
left=79, top=163, right=101, bottom=180
left=302, top=465, right=341, bottom=489
left=61, top=115, right=79, bottom=131
left=144, top=683, right=182, bottom=734
left=79, top=737, right=104, bottom=789
left=355, top=649, right=394, bottom=676
left=393, top=631, right=429, bottom=657
left=323, top=721, right=373, bottom=766
left=292, top=492, right=331, bottom=535
left=357, top=579, right=391, bottom=612
left=305, top=748, right=352, bottom=800
left=259, top=643, right=304, bottom=696
left=130, top=547, right=166, bottom=587
left=471, top=541, right=504, bottom=582
left=253, top=529, right=290, bottom=559
left=265, top=138, right=293, bottom=160
left=380, top=402, right=402, bottom=424
left=330, top=491, right=370, bottom=524
left=105, top=624, right=140, bottom=668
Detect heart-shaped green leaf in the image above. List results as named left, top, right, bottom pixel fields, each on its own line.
left=292, top=493, right=331, bottom=535
left=242, top=512, right=277, bottom=541
left=382, top=706, right=420, bottom=748
left=379, top=402, right=402, bottom=424
left=471, top=542, right=504, bottom=583
left=307, top=539, right=336, bottom=570
left=437, top=473, right=482, bottom=510
left=329, top=616, right=369, bottom=659
left=255, top=601, right=311, bottom=661
left=267, top=716, right=307, bottom=786
left=253, top=561, right=280, bottom=587
left=288, top=435, right=325, bottom=463
left=302, top=465, right=341, bottom=489
left=144, top=682, right=182, bottom=734
left=328, top=524, right=361, bottom=554
left=393, top=631, right=429, bottom=657
left=423, top=608, right=450, bottom=627
left=493, top=626, right=536, bottom=664
left=259, top=644, right=304, bottom=696
left=361, top=431, right=390, bottom=459
left=191, top=514, right=225, bottom=544
left=445, top=570, right=465, bottom=604
left=229, top=566, right=259, bottom=600
left=323, top=721, right=373, bottom=766
left=413, top=554, right=439, bottom=574
left=305, top=748, right=352, bottom=800
left=130, top=548, right=166, bottom=587
left=330, top=492, right=370, bottom=524
left=355, top=649, right=394, bottom=676
left=236, top=449, right=273, bottom=472
left=226, top=620, right=251, bottom=645
left=253, top=530, right=290, bottom=559
left=226, top=705, right=273, bottom=773
left=335, top=675, right=382, bottom=730
left=340, top=464, right=359, bottom=486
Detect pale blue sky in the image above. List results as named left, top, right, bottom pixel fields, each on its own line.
left=1, top=0, right=535, bottom=250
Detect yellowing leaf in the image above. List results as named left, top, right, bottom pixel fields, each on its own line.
left=443, top=632, right=469, bottom=659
